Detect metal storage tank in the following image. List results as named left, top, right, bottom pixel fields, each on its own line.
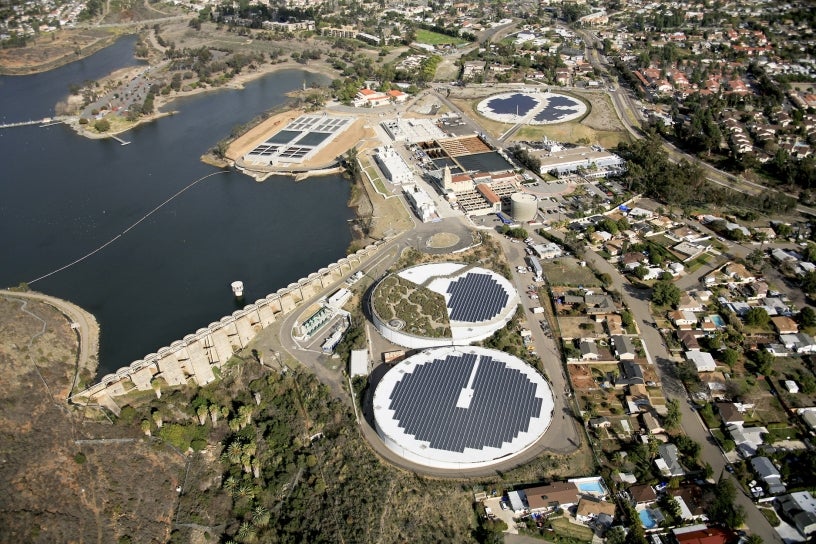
left=510, top=192, right=537, bottom=222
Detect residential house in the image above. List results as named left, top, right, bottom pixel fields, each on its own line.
left=678, top=292, right=709, bottom=312
left=580, top=339, right=600, bottom=360
left=670, top=310, right=698, bottom=327
left=716, top=403, right=744, bottom=427
left=622, top=252, right=647, bottom=270
left=678, top=330, right=701, bottom=350
left=589, top=416, right=611, bottom=429
left=522, top=481, right=580, bottom=513
left=626, top=383, right=652, bottom=414
left=628, top=484, right=657, bottom=506
left=778, top=491, right=816, bottom=537
left=780, top=333, right=816, bottom=354
left=729, top=425, right=767, bottom=457
left=642, top=411, right=664, bottom=435
left=722, top=262, right=755, bottom=283
left=800, top=410, right=816, bottom=433
left=584, top=294, right=617, bottom=315
left=750, top=456, right=786, bottom=494
left=612, top=335, right=637, bottom=360
left=672, top=524, right=732, bottom=544
left=575, top=497, right=616, bottom=524
left=686, top=350, right=717, bottom=373
left=656, top=443, right=685, bottom=477
left=617, top=360, right=645, bottom=387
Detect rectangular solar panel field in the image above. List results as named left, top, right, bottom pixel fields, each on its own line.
left=267, top=130, right=301, bottom=144
left=297, top=131, right=333, bottom=146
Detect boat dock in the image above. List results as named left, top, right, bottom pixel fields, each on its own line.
left=110, top=134, right=131, bottom=146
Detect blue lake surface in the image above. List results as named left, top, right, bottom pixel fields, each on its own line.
left=0, top=38, right=354, bottom=374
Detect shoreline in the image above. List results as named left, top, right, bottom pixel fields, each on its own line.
left=67, top=58, right=340, bottom=140
left=0, top=32, right=122, bottom=76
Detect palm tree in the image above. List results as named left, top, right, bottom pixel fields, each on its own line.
left=238, top=405, right=253, bottom=428
left=223, top=476, right=238, bottom=494
left=237, top=521, right=256, bottom=543
left=227, top=442, right=243, bottom=464
left=196, top=404, right=208, bottom=425
left=152, top=410, right=163, bottom=428
left=209, top=404, right=220, bottom=425
left=252, top=506, right=270, bottom=528
left=140, top=419, right=152, bottom=437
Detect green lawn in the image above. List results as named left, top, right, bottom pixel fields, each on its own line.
left=415, top=28, right=467, bottom=46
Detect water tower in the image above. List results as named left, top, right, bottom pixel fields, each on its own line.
left=510, top=192, right=538, bottom=222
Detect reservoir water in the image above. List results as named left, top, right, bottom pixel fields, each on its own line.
left=0, top=37, right=354, bottom=375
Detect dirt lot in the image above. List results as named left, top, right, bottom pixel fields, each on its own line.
left=0, top=295, right=185, bottom=543
left=0, top=28, right=119, bottom=75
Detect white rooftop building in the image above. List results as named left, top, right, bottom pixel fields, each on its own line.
left=403, top=184, right=438, bottom=223
left=374, top=146, right=414, bottom=185
left=685, top=350, right=716, bottom=373
left=350, top=349, right=369, bottom=378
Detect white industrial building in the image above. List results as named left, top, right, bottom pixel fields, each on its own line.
left=532, top=145, right=625, bottom=178
left=403, top=184, right=438, bottom=223
left=374, top=146, right=414, bottom=184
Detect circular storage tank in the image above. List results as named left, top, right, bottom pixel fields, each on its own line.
left=373, top=346, right=554, bottom=470
left=510, top=192, right=538, bottom=222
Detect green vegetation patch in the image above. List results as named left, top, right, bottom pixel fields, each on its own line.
left=372, top=275, right=451, bottom=337
left=415, top=28, right=467, bottom=46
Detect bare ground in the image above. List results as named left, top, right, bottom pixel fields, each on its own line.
left=0, top=295, right=185, bottom=544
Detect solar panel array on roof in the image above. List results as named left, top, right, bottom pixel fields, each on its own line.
left=447, top=272, right=509, bottom=322
left=387, top=353, right=544, bottom=452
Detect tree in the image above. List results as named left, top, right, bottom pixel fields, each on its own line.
left=606, top=527, right=626, bottom=544
left=664, top=399, right=682, bottom=430
left=707, top=477, right=745, bottom=529
left=721, top=348, right=739, bottom=367
left=652, top=280, right=681, bottom=307
left=94, top=118, right=110, bottom=132
left=744, top=307, right=770, bottom=328
left=800, top=306, right=816, bottom=328
left=752, top=348, right=774, bottom=376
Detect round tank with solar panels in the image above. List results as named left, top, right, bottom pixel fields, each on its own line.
left=369, top=262, right=520, bottom=349
left=373, top=346, right=554, bottom=469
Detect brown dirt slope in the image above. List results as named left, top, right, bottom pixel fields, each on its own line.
left=0, top=295, right=185, bottom=544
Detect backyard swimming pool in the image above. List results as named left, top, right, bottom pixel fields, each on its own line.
left=639, top=508, right=658, bottom=529
left=576, top=479, right=606, bottom=494
left=709, top=314, right=726, bottom=328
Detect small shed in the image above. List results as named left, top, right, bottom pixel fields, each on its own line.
left=785, top=380, right=800, bottom=394
left=350, top=349, right=369, bottom=378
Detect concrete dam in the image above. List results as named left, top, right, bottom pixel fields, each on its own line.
left=71, top=240, right=386, bottom=408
